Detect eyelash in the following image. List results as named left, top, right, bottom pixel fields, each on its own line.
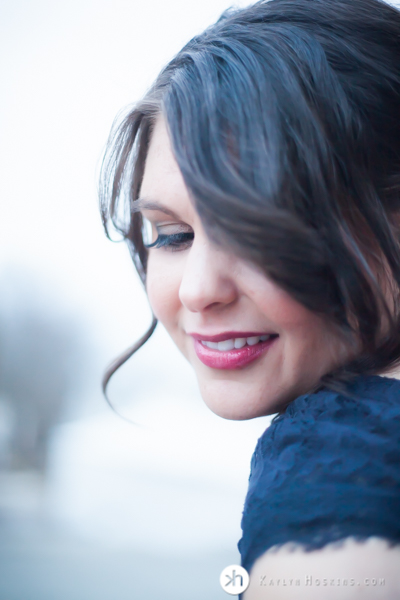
left=144, top=232, right=194, bottom=252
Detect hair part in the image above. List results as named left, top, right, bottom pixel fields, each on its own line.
left=100, top=0, right=400, bottom=399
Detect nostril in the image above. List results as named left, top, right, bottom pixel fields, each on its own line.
left=204, top=301, right=226, bottom=310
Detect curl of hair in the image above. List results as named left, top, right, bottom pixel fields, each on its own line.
left=100, top=0, right=400, bottom=398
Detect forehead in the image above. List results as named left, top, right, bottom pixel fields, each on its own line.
left=140, top=115, right=194, bottom=218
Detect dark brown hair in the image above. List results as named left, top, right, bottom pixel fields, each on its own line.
left=100, top=0, right=400, bottom=399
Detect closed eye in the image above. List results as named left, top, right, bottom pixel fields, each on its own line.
left=144, top=231, right=194, bottom=251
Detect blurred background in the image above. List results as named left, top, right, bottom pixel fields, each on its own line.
left=0, top=1, right=275, bottom=598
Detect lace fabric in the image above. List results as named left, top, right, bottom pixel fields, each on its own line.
left=238, top=375, right=400, bottom=573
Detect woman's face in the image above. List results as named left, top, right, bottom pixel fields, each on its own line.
left=139, top=115, right=351, bottom=419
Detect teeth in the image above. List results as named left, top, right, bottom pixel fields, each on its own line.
left=218, top=339, right=235, bottom=351
left=203, top=341, right=218, bottom=349
left=234, top=338, right=246, bottom=349
left=201, top=335, right=272, bottom=351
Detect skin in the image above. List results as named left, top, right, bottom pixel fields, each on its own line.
left=243, top=537, right=400, bottom=599
left=138, top=114, right=400, bottom=597
left=139, top=114, right=352, bottom=420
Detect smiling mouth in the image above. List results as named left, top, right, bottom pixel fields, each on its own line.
left=191, top=333, right=279, bottom=370
left=200, top=334, right=272, bottom=351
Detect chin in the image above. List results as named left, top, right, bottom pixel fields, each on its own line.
left=205, top=402, right=258, bottom=421
left=197, top=378, right=286, bottom=421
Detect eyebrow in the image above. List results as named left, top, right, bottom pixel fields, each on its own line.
left=132, top=198, right=180, bottom=220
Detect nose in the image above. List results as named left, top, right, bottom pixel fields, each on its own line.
left=178, top=235, right=238, bottom=313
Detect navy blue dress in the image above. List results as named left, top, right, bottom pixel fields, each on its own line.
left=238, top=375, right=400, bottom=574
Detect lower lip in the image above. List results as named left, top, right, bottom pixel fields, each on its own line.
left=193, top=337, right=277, bottom=370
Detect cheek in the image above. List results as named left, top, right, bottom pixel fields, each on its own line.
left=246, top=274, right=311, bottom=329
left=243, top=269, right=332, bottom=347
left=253, top=283, right=343, bottom=371
left=145, top=254, right=182, bottom=332
left=270, top=295, right=322, bottom=334
left=265, top=290, right=328, bottom=346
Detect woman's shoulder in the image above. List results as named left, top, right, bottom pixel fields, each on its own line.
left=279, top=373, right=400, bottom=426
left=254, top=374, right=400, bottom=464
left=239, top=375, right=400, bottom=576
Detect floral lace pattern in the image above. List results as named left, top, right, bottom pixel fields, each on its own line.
left=238, top=375, right=400, bottom=573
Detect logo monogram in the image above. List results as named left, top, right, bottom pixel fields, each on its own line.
left=220, top=565, right=250, bottom=595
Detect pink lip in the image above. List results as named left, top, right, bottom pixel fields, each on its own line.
left=193, top=336, right=278, bottom=370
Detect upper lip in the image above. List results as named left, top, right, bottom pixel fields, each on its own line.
left=188, top=331, right=277, bottom=342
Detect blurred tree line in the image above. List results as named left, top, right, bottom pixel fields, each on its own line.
left=0, top=272, right=86, bottom=472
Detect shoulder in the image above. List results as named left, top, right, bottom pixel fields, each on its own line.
left=253, top=375, right=400, bottom=458
left=239, top=375, right=400, bottom=574
left=246, top=374, right=400, bottom=490
left=243, top=537, right=400, bottom=599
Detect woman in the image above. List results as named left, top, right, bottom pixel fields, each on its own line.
left=100, top=0, right=400, bottom=597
